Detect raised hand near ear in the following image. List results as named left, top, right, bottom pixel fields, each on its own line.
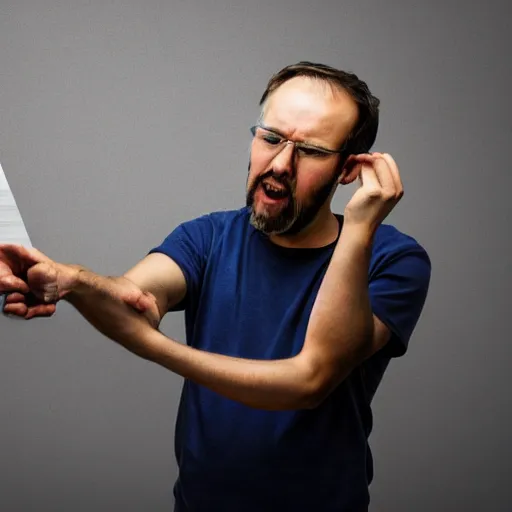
left=340, top=153, right=404, bottom=236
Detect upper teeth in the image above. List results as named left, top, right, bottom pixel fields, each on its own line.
left=265, top=183, right=285, bottom=192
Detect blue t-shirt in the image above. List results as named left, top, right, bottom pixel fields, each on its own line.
left=149, top=207, right=431, bottom=512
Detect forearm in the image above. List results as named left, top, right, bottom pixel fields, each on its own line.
left=58, top=226, right=375, bottom=411
left=301, top=224, right=375, bottom=390
left=63, top=266, right=157, bottom=350
left=55, top=265, right=307, bottom=409
left=61, top=269, right=311, bottom=409
left=139, top=225, right=375, bottom=411
left=140, top=329, right=317, bottom=410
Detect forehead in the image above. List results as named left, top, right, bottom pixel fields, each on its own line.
left=261, top=76, right=359, bottom=146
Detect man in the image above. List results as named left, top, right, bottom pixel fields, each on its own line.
left=0, top=62, right=431, bottom=511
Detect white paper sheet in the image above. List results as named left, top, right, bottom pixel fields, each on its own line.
left=0, top=160, right=32, bottom=310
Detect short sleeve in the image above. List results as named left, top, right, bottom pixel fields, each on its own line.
left=148, top=214, right=215, bottom=311
left=368, top=230, right=432, bottom=358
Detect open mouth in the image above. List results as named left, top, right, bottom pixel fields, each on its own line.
left=261, top=181, right=290, bottom=201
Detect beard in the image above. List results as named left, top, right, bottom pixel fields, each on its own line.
left=245, top=164, right=339, bottom=236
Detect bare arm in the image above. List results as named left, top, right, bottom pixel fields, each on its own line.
left=1, top=246, right=186, bottom=325
left=61, top=253, right=186, bottom=344
left=1, top=228, right=389, bottom=410
left=122, top=253, right=187, bottom=320
left=55, top=224, right=389, bottom=411
left=136, top=225, right=391, bottom=410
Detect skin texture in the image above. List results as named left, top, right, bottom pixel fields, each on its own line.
left=0, top=77, right=404, bottom=410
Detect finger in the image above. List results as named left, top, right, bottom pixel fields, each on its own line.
left=0, top=274, right=30, bottom=294
left=26, top=247, right=53, bottom=264
left=4, top=292, right=26, bottom=303
left=341, top=155, right=361, bottom=173
left=371, top=154, right=396, bottom=196
left=340, top=161, right=363, bottom=185
left=348, top=153, right=375, bottom=162
left=138, top=291, right=158, bottom=312
left=0, top=244, right=44, bottom=266
left=129, top=292, right=149, bottom=312
left=342, top=153, right=379, bottom=181
left=125, top=289, right=152, bottom=312
left=2, top=302, right=29, bottom=317
left=380, top=153, right=403, bottom=197
left=25, top=303, right=57, bottom=319
left=359, top=162, right=381, bottom=193
left=344, top=152, right=378, bottom=167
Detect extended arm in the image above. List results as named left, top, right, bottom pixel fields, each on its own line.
left=62, top=252, right=186, bottom=345
left=138, top=224, right=389, bottom=410
left=57, top=223, right=388, bottom=411
left=0, top=246, right=185, bottom=341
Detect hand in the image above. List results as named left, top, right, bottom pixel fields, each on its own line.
left=340, top=152, right=404, bottom=236
left=1, top=243, right=160, bottom=324
left=0, top=244, right=76, bottom=319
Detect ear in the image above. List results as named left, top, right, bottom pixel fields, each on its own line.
left=337, top=158, right=362, bottom=186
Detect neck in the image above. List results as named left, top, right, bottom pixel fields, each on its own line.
left=269, top=208, right=340, bottom=249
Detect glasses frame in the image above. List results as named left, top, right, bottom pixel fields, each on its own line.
left=250, top=123, right=347, bottom=159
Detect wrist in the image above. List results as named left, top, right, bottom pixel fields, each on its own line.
left=60, top=264, right=87, bottom=301
left=339, top=221, right=375, bottom=249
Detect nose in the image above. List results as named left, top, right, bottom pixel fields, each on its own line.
left=271, top=141, right=296, bottom=176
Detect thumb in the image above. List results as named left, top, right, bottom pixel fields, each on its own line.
left=26, top=247, right=54, bottom=264
left=114, top=276, right=154, bottom=312
left=27, top=262, right=59, bottom=302
left=126, top=290, right=155, bottom=312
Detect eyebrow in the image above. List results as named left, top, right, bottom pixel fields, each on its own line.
left=258, top=123, right=342, bottom=153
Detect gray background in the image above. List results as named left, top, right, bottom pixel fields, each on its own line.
left=1, top=0, right=510, bottom=510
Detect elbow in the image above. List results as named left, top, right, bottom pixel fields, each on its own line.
left=293, top=348, right=369, bottom=409
left=295, top=336, right=374, bottom=409
left=299, top=385, right=329, bottom=410
left=294, top=359, right=340, bottom=410
left=296, top=377, right=337, bottom=409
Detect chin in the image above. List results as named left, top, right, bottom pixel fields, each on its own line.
left=249, top=208, right=297, bottom=236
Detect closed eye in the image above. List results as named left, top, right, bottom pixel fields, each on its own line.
left=298, top=146, right=329, bottom=158
left=263, top=134, right=283, bottom=146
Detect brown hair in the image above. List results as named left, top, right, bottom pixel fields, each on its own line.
left=259, top=61, right=380, bottom=156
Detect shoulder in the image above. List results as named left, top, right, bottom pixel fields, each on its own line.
left=152, top=207, right=250, bottom=253
left=182, top=207, right=248, bottom=229
left=178, top=207, right=250, bottom=241
left=368, top=224, right=432, bottom=356
left=200, top=207, right=249, bottom=229
left=148, top=208, right=250, bottom=300
left=373, top=223, right=427, bottom=253
left=372, top=224, right=431, bottom=266
left=369, top=223, right=431, bottom=288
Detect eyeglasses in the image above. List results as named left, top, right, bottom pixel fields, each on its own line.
left=250, top=123, right=346, bottom=160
